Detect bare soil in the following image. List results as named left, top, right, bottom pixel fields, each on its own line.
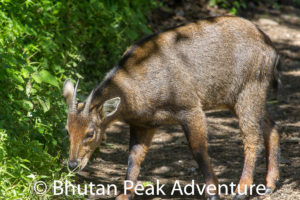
left=78, top=4, right=300, bottom=200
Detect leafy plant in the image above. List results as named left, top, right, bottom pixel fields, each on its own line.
left=0, top=0, right=156, bottom=199
left=209, top=0, right=247, bottom=14
left=208, top=0, right=286, bottom=14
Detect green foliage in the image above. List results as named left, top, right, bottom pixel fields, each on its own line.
left=0, top=0, right=155, bottom=199
left=208, top=0, right=285, bottom=14
left=209, top=0, right=247, bottom=14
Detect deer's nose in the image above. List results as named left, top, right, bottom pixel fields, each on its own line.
left=68, top=160, right=78, bottom=170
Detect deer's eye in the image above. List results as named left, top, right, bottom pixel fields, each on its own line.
left=86, top=131, right=94, bottom=139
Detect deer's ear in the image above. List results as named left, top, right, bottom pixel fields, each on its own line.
left=63, top=79, right=74, bottom=107
left=101, top=97, right=121, bottom=119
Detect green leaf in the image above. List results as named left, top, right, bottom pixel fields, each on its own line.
left=230, top=7, right=237, bottom=15
left=27, top=174, right=36, bottom=180
left=32, top=70, right=59, bottom=87
left=19, top=164, right=30, bottom=171
left=39, top=70, right=59, bottom=87
left=21, top=68, right=30, bottom=78
left=32, top=72, right=42, bottom=84
left=37, top=96, right=50, bottom=113
left=142, top=181, right=154, bottom=187
left=267, top=100, right=279, bottom=104
left=16, top=84, right=24, bottom=91
left=127, top=30, right=138, bottom=41
left=21, top=100, right=33, bottom=111
left=209, top=0, right=217, bottom=7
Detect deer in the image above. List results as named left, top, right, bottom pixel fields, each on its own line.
left=63, top=16, right=280, bottom=200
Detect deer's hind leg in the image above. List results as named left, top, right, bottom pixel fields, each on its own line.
left=233, top=82, right=268, bottom=199
left=262, top=114, right=280, bottom=193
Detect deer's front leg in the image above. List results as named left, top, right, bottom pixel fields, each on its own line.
left=116, top=125, right=156, bottom=200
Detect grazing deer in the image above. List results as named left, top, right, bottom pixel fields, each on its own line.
left=63, top=16, right=280, bottom=200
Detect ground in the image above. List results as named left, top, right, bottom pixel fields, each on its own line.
left=78, top=4, right=300, bottom=200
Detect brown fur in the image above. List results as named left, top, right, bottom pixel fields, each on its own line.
left=63, top=16, right=280, bottom=200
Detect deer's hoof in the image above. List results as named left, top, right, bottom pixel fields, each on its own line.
left=207, top=195, right=219, bottom=200
left=265, top=187, right=274, bottom=194
left=232, top=194, right=247, bottom=200
left=115, top=194, right=131, bottom=200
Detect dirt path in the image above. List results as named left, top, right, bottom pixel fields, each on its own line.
left=78, top=6, right=300, bottom=200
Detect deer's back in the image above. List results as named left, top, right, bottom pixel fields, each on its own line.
left=111, top=16, right=277, bottom=125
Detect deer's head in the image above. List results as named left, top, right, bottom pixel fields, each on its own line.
left=63, top=79, right=120, bottom=170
